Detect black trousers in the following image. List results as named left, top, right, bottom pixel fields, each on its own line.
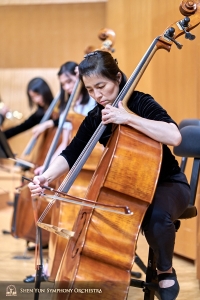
left=141, top=172, right=191, bottom=271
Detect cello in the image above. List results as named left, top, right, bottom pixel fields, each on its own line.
left=37, top=2, right=200, bottom=299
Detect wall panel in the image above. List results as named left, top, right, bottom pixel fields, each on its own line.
left=0, top=3, right=105, bottom=68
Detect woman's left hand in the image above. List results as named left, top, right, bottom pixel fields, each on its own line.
left=101, top=101, right=129, bottom=125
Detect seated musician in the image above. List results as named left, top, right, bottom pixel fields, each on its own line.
left=33, top=61, right=96, bottom=175
left=1, top=77, right=54, bottom=139
left=28, top=50, right=190, bottom=300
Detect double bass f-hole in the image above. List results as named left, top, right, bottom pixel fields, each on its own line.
left=71, top=212, right=87, bottom=258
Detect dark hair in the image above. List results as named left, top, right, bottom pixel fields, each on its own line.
left=58, top=61, right=77, bottom=77
left=27, top=77, right=54, bottom=108
left=78, top=51, right=127, bottom=116
left=78, top=50, right=126, bottom=90
left=57, top=61, right=90, bottom=110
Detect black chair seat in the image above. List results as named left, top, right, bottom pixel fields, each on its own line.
left=179, top=118, right=200, bottom=130
left=178, top=205, right=197, bottom=219
left=173, top=125, right=200, bottom=158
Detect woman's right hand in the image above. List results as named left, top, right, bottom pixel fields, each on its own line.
left=32, top=120, right=54, bottom=138
left=28, top=175, right=48, bottom=198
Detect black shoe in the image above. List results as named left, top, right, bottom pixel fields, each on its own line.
left=158, top=268, right=179, bottom=300
left=23, top=274, right=48, bottom=283
left=24, top=275, right=35, bottom=283
left=27, top=244, right=48, bottom=251
left=2, top=230, right=11, bottom=234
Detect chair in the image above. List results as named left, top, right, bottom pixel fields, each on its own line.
left=178, top=119, right=200, bottom=172
left=130, top=124, right=200, bottom=299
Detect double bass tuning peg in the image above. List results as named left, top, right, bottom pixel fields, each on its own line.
left=178, top=17, right=196, bottom=40
left=164, top=27, right=183, bottom=49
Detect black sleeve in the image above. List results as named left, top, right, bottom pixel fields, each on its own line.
left=3, top=108, right=44, bottom=139
left=128, top=91, right=178, bottom=126
left=0, top=114, right=5, bottom=125
left=53, top=118, right=59, bottom=127
left=60, top=106, right=115, bottom=168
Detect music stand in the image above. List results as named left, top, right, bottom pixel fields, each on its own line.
left=0, top=129, right=15, bottom=159
left=0, top=129, right=34, bottom=169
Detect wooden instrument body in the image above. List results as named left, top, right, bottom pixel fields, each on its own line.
left=11, top=188, right=51, bottom=245
left=11, top=127, right=62, bottom=243
left=53, top=125, right=162, bottom=299
left=27, top=127, right=60, bottom=167
left=48, top=111, right=103, bottom=280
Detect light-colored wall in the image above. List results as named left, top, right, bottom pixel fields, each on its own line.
left=0, top=3, right=106, bottom=68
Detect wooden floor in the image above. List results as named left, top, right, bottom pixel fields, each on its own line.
left=0, top=163, right=200, bottom=300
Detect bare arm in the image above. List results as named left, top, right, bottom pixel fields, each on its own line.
left=28, top=155, right=69, bottom=197
left=32, top=119, right=54, bottom=138
left=50, top=128, right=72, bottom=163
left=101, top=102, right=181, bottom=146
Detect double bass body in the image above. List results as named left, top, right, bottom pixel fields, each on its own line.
left=53, top=125, right=161, bottom=299
left=11, top=126, right=60, bottom=245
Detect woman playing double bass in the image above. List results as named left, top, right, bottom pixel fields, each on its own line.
left=1, top=77, right=54, bottom=139
left=28, top=50, right=190, bottom=300
left=33, top=61, right=96, bottom=174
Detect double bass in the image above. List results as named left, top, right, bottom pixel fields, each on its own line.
left=11, top=95, right=61, bottom=246
left=37, top=2, right=200, bottom=299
